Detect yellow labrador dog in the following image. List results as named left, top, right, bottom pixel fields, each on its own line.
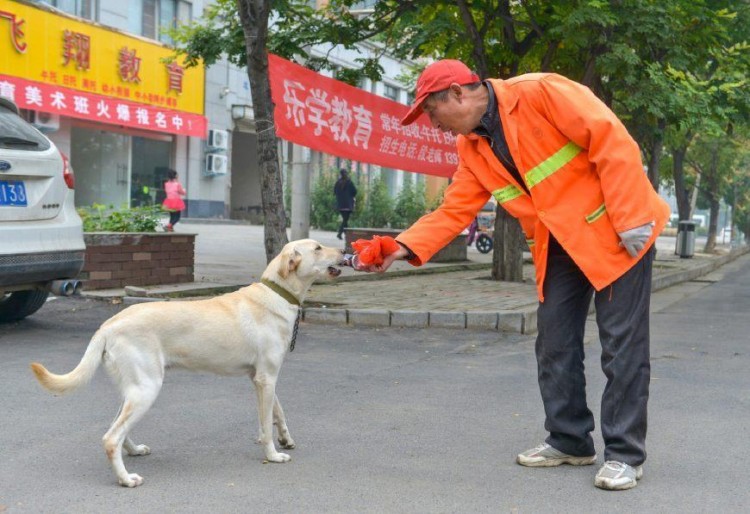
left=31, top=239, right=344, bottom=487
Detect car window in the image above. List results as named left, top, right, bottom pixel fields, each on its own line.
left=0, top=105, right=51, bottom=151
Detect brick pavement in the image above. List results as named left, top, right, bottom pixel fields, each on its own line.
left=302, top=243, right=749, bottom=334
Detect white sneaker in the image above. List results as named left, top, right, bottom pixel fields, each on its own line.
left=517, top=442, right=597, bottom=467
left=594, top=461, right=643, bottom=490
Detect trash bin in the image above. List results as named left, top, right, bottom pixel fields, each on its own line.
left=675, top=220, right=696, bottom=258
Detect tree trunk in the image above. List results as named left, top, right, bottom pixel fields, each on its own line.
left=671, top=143, right=691, bottom=221
left=703, top=143, right=721, bottom=254
left=237, top=0, right=289, bottom=263
left=646, top=120, right=665, bottom=190
left=491, top=207, right=524, bottom=282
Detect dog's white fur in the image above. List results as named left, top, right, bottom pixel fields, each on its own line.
left=31, top=239, right=344, bottom=487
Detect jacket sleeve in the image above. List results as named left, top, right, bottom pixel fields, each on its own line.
left=396, top=161, right=490, bottom=266
left=537, top=74, right=655, bottom=232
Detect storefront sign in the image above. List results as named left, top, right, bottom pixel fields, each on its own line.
left=269, top=54, right=457, bottom=178
left=0, top=0, right=205, bottom=137
left=0, top=74, right=204, bottom=137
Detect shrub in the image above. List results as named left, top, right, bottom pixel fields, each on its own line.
left=78, top=203, right=162, bottom=232
left=360, top=176, right=393, bottom=228
left=393, top=178, right=427, bottom=228
left=309, top=168, right=341, bottom=231
left=427, top=183, right=447, bottom=213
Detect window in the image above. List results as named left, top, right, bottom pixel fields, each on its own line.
left=351, top=0, right=377, bottom=9
left=128, top=0, right=192, bottom=44
left=383, top=84, right=399, bottom=102
left=37, top=0, right=97, bottom=20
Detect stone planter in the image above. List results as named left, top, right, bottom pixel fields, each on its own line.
left=344, top=227, right=467, bottom=263
left=80, top=233, right=195, bottom=290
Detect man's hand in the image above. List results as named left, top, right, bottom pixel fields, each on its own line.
left=618, top=222, right=654, bottom=257
left=356, top=244, right=409, bottom=273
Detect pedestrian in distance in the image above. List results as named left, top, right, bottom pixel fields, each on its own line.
left=333, top=168, right=357, bottom=240
left=355, top=59, right=670, bottom=491
left=162, top=169, right=186, bottom=232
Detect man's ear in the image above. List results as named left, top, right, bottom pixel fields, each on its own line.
left=449, top=83, right=463, bottom=100
left=278, top=248, right=301, bottom=279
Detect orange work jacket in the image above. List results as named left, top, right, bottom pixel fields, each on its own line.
left=396, top=73, right=671, bottom=302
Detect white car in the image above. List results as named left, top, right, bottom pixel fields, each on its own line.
left=0, top=97, right=85, bottom=322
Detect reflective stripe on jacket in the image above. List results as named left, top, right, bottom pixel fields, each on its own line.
left=396, top=73, right=670, bottom=301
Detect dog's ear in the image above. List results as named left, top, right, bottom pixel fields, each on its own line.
left=278, top=248, right=302, bottom=279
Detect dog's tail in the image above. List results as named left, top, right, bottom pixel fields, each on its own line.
left=30, top=330, right=107, bottom=395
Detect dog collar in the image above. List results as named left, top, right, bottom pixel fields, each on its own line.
left=261, top=278, right=301, bottom=306
left=261, top=278, right=302, bottom=351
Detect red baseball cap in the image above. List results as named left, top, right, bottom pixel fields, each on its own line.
left=401, top=60, right=480, bottom=126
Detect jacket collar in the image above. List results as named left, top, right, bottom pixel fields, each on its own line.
left=462, top=79, right=519, bottom=144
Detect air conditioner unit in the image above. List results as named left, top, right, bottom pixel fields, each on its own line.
left=207, top=129, right=229, bottom=151
left=30, top=111, right=60, bottom=132
left=205, top=154, right=228, bottom=176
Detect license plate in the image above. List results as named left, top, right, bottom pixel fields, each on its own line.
left=0, top=180, right=28, bottom=206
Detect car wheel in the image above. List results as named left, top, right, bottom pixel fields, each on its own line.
left=475, top=234, right=493, bottom=254
left=0, top=290, right=50, bottom=322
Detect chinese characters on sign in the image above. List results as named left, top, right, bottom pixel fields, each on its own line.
left=62, top=30, right=90, bottom=71
left=0, top=10, right=26, bottom=53
left=269, top=54, right=458, bottom=178
left=118, top=47, right=142, bottom=84
left=166, top=62, right=184, bottom=94
left=0, top=74, right=206, bottom=138
left=0, top=0, right=206, bottom=137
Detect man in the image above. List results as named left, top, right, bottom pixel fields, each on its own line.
left=358, top=60, right=670, bottom=490
left=334, top=168, right=357, bottom=240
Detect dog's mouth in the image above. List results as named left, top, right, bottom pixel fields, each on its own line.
left=327, top=266, right=342, bottom=277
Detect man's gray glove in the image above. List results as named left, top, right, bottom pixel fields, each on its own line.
left=618, top=222, right=654, bottom=257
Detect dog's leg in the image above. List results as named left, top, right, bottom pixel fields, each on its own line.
left=123, top=436, right=151, bottom=456
left=102, top=377, right=162, bottom=487
left=252, top=370, right=290, bottom=463
left=110, top=406, right=151, bottom=456
left=273, top=395, right=296, bottom=449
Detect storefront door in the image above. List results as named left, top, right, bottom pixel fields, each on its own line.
left=71, top=127, right=130, bottom=208
left=130, top=136, right=173, bottom=207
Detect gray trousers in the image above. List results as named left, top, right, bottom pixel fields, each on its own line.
left=535, top=247, right=653, bottom=466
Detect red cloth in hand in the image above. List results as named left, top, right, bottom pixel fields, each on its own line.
left=351, top=236, right=401, bottom=266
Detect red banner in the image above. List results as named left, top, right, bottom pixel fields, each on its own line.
left=0, top=74, right=207, bottom=138
left=269, top=54, right=457, bottom=178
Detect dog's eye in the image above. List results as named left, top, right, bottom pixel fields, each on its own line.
left=315, top=245, right=322, bottom=251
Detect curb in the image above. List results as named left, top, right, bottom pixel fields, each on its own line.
left=651, top=246, right=750, bottom=291
left=302, top=306, right=538, bottom=334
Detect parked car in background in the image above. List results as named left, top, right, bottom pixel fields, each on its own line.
left=0, top=97, right=85, bottom=322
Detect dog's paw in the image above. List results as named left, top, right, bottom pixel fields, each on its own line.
left=265, top=452, right=291, bottom=463
left=119, top=473, right=144, bottom=487
left=278, top=437, right=296, bottom=449
left=127, top=444, right=151, bottom=456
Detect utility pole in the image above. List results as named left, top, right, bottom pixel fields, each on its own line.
left=290, top=143, right=311, bottom=240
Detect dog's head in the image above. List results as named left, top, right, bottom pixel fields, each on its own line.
left=268, top=239, right=345, bottom=292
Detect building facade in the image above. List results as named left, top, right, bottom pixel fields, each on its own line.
left=1, top=0, right=446, bottom=224
left=0, top=0, right=216, bottom=215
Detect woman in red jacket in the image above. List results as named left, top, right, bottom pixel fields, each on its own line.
left=359, top=60, right=669, bottom=491
left=162, top=169, right=186, bottom=232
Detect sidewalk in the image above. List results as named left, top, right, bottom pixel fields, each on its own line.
left=82, top=220, right=749, bottom=334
